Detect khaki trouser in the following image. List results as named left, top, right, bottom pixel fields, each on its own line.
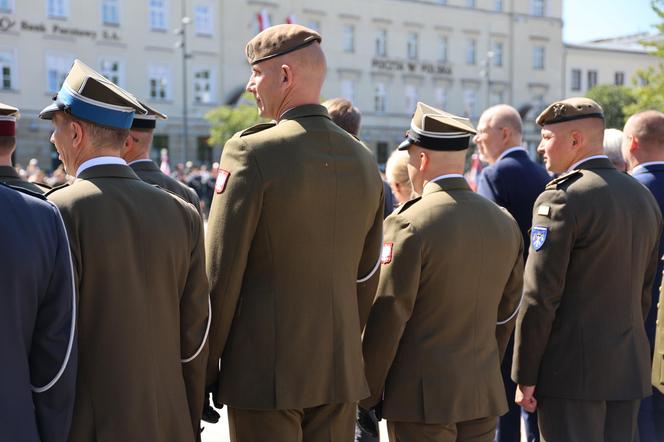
left=538, top=397, right=640, bottom=442
left=228, top=403, right=355, bottom=442
left=386, top=416, right=496, bottom=442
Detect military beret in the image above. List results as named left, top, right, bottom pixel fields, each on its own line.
left=536, top=97, right=604, bottom=126
left=131, top=101, right=167, bottom=130
left=40, top=59, right=146, bottom=129
left=246, top=24, right=322, bottom=65
left=398, top=102, right=477, bottom=151
left=0, top=102, right=19, bottom=136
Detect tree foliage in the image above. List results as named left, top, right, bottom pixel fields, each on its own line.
left=586, top=85, right=636, bottom=129
left=205, top=93, right=266, bottom=147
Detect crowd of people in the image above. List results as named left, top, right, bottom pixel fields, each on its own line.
left=2, top=22, right=664, bottom=442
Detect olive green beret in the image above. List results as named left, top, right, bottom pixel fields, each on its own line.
left=245, top=24, right=322, bottom=65
left=536, top=97, right=604, bottom=126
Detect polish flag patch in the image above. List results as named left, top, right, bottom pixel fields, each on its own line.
left=381, top=242, right=394, bottom=264
left=215, top=169, right=230, bottom=194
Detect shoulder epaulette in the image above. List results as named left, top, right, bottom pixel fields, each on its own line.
left=44, top=182, right=70, bottom=197
left=396, top=196, right=422, bottom=214
left=545, top=169, right=582, bottom=190
left=0, top=181, right=47, bottom=200
left=239, top=122, right=277, bottom=137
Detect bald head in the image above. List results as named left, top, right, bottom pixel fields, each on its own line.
left=474, top=104, right=523, bottom=164
left=622, top=111, right=664, bottom=170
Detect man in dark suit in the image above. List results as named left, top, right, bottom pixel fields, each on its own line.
left=40, top=59, right=209, bottom=442
left=122, top=103, right=201, bottom=213
left=0, top=182, right=76, bottom=442
left=513, top=98, right=662, bottom=441
left=206, top=25, right=384, bottom=441
left=622, top=110, right=664, bottom=441
left=474, top=104, right=550, bottom=442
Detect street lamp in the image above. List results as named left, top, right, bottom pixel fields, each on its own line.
left=174, top=0, right=191, bottom=165
left=480, top=50, right=494, bottom=110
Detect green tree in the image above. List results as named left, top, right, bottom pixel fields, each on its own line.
left=205, top=93, right=266, bottom=147
left=586, top=84, right=636, bottom=128
left=623, top=0, right=664, bottom=115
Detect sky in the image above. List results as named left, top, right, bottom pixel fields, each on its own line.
left=563, top=0, right=660, bottom=43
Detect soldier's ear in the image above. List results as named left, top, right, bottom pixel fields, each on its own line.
left=281, top=64, right=294, bottom=87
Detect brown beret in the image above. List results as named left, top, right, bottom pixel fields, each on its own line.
left=246, top=24, right=322, bottom=65
left=536, top=97, right=604, bottom=126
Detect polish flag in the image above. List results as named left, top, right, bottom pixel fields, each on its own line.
left=286, top=14, right=296, bottom=24
left=465, top=153, right=483, bottom=192
left=257, top=9, right=271, bottom=31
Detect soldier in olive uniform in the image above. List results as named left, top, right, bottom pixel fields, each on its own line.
left=122, top=103, right=202, bottom=214
left=512, top=98, right=662, bottom=442
left=359, top=102, right=524, bottom=442
left=205, top=25, right=384, bottom=441
left=0, top=103, right=50, bottom=193
left=40, top=59, right=210, bottom=442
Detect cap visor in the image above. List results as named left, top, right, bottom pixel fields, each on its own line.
left=39, top=102, right=61, bottom=120
left=397, top=138, right=412, bottom=151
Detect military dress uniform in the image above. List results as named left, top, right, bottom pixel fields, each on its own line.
left=0, top=103, right=50, bottom=193
left=206, top=25, right=384, bottom=442
left=512, top=99, right=663, bottom=442
left=40, top=60, right=210, bottom=442
left=0, top=182, right=76, bottom=442
left=360, top=103, right=524, bottom=442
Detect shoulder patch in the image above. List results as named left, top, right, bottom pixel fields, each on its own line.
left=381, top=242, right=394, bottom=264
left=239, top=122, right=276, bottom=137
left=215, top=169, right=230, bottom=194
left=44, top=182, right=70, bottom=197
left=0, top=181, right=47, bottom=200
left=545, top=170, right=582, bottom=190
left=531, top=226, right=548, bottom=251
left=396, top=196, right=422, bottom=214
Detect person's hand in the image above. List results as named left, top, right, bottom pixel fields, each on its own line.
left=356, top=406, right=379, bottom=439
left=515, top=384, right=537, bottom=412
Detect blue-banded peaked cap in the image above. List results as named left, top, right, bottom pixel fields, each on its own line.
left=39, top=59, right=147, bottom=129
left=398, top=102, right=477, bottom=151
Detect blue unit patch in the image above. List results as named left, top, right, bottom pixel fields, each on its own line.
left=531, top=226, right=548, bottom=251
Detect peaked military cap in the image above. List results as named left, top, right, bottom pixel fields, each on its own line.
left=398, top=102, right=477, bottom=151
left=536, top=97, right=604, bottom=126
left=0, top=102, right=19, bottom=137
left=246, top=24, right=322, bottom=65
left=39, top=59, right=146, bottom=129
left=131, top=101, right=167, bottom=130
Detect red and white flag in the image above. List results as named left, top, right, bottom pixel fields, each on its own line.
left=257, top=9, right=271, bottom=31
left=465, top=153, right=483, bottom=192
left=286, top=14, right=296, bottom=24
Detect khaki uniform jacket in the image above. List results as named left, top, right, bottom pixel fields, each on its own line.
left=47, top=164, right=209, bottom=442
left=206, top=104, right=384, bottom=410
left=129, top=160, right=202, bottom=215
left=360, top=177, right=524, bottom=424
left=513, top=157, right=662, bottom=401
left=0, top=165, right=49, bottom=194
left=655, top=287, right=664, bottom=394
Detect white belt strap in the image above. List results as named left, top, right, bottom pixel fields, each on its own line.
left=181, top=296, right=211, bottom=363
left=496, top=291, right=524, bottom=326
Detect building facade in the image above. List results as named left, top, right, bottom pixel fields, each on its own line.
left=1, top=0, right=652, bottom=169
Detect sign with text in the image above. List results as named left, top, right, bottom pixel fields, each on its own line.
left=372, top=58, right=453, bottom=76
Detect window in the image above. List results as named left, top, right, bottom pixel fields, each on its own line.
left=587, top=70, right=598, bottom=90
left=377, top=142, right=389, bottom=165
left=101, top=0, right=119, bottom=25
left=467, top=0, right=476, bottom=7
left=463, top=89, right=477, bottom=118
left=343, top=25, right=355, bottom=53
left=570, top=69, right=581, bottom=91
left=152, top=135, right=169, bottom=162
left=0, top=0, right=14, bottom=12
left=435, top=87, right=447, bottom=110
left=47, top=0, right=68, bottom=18
left=197, top=137, right=212, bottom=163
left=495, top=0, right=503, bottom=11
left=407, top=32, right=418, bottom=60
left=194, top=69, right=213, bottom=104
left=437, top=36, right=448, bottom=63
left=405, top=85, right=417, bottom=113
left=149, top=65, right=171, bottom=100
left=99, top=59, right=124, bottom=86
left=375, top=29, right=387, bottom=57
left=532, top=46, right=545, bottom=70
left=194, top=5, right=213, bottom=35
left=493, top=41, right=503, bottom=67
left=374, top=83, right=386, bottom=113
left=341, top=79, right=355, bottom=103
left=149, top=0, right=168, bottom=31
left=0, top=51, right=15, bottom=90
left=531, top=0, right=545, bottom=16
left=46, top=55, right=72, bottom=93
left=466, top=38, right=476, bottom=65
left=615, top=71, right=625, bottom=86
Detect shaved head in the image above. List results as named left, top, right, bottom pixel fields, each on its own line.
left=484, top=104, right=523, bottom=135
left=474, top=104, right=523, bottom=164
left=622, top=110, right=664, bottom=169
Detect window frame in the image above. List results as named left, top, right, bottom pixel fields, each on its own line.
left=46, top=0, right=69, bottom=19
left=101, top=0, right=120, bottom=26
left=149, top=0, right=168, bottom=32
left=148, top=64, right=172, bottom=101
left=532, top=46, right=545, bottom=70
left=194, top=4, right=213, bottom=36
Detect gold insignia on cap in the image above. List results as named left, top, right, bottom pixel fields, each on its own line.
left=536, top=97, right=604, bottom=126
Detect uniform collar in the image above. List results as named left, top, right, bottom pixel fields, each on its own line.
left=422, top=175, right=470, bottom=196
left=567, top=154, right=611, bottom=172
left=279, top=104, right=331, bottom=122
left=631, top=161, right=664, bottom=176
left=76, top=156, right=127, bottom=177
left=76, top=163, right=140, bottom=181
left=129, top=159, right=160, bottom=171
left=497, top=146, right=527, bottom=162
left=0, top=164, right=20, bottom=178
